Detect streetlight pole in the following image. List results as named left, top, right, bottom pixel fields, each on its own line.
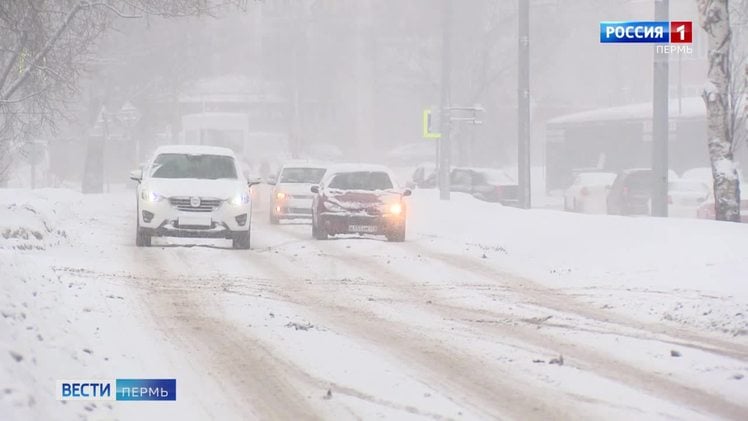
left=652, top=0, right=669, bottom=217
left=517, top=0, right=531, bottom=209
left=438, top=0, right=452, bottom=200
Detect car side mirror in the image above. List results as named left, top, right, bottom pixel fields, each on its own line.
left=129, top=169, right=142, bottom=182
left=310, top=185, right=320, bottom=194
left=247, top=177, right=262, bottom=188
left=266, top=176, right=277, bottom=185
left=402, top=189, right=412, bottom=197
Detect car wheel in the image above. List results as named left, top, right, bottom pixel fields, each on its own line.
left=386, top=222, right=406, bottom=242
left=269, top=203, right=280, bottom=224
left=232, top=229, right=251, bottom=249
left=312, top=219, right=328, bottom=240
left=135, top=223, right=151, bottom=247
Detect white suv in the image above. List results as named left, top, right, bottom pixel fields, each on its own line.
left=129, top=145, right=259, bottom=249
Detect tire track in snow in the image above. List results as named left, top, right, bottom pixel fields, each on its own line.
left=412, top=243, right=748, bottom=361
left=266, top=222, right=748, bottom=360
left=261, top=224, right=747, bottom=420
left=223, top=226, right=581, bottom=420
left=320, top=248, right=747, bottom=420
left=129, top=244, right=467, bottom=421
left=124, top=245, right=325, bottom=420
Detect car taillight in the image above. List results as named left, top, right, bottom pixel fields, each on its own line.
left=580, top=187, right=589, bottom=196
left=494, top=185, right=502, bottom=196
left=623, top=186, right=630, bottom=196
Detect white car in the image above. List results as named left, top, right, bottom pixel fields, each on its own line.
left=267, top=161, right=327, bottom=224
left=129, top=145, right=259, bottom=249
left=681, top=167, right=713, bottom=185
left=668, top=179, right=710, bottom=218
left=563, top=172, right=617, bottom=213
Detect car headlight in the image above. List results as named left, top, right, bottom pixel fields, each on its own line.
left=276, top=192, right=286, bottom=200
left=388, top=203, right=403, bottom=215
left=323, top=200, right=345, bottom=212
left=140, top=190, right=163, bottom=202
left=228, top=191, right=250, bottom=206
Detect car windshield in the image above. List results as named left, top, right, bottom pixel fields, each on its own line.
left=328, top=171, right=393, bottom=190
left=280, top=167, right=326, bottom=183
left=150, top=153, right=237, bottom=180
left=624, top=172, right=653, bottom=192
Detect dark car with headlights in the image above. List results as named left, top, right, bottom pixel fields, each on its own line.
left=310, top=164, right=411, bottom=242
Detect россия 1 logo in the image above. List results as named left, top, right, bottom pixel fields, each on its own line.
left=600, top=21, right=692, bottom=43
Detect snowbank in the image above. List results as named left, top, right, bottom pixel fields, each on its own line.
left=410, top=189, right=748, bottom=292
left=408, top=189, right=748, bottom=334
left=0, top=189, right=80, bottom=250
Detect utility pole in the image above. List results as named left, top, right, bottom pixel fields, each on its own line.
left=438, top=0, right=452, bottom=200
left=354, top=0, right=375, bottom=162
left=652, top=0, right=669, bottom=217
left=517, top=0, right=531, bottom=208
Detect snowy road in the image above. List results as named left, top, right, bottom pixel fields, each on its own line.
left=2, top=189, right=748, bottom=420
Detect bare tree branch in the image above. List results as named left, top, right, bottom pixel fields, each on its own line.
left=0, top=84, right=52, bottom=104
left=1, top=3, right=83, bottom=101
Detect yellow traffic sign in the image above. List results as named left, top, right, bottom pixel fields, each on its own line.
left=423, top=109, right=441, bottom=139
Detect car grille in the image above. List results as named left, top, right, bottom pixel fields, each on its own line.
left=169, top=197, right=222, bottom=212
left=287, top=207, right=312, bottom=214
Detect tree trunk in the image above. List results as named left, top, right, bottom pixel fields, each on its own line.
left=698, top=0, right=741, bottom=222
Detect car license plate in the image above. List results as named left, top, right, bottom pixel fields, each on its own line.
left=349, top=225, right=377, bottom=233
left=179, top=215, right=211, bottom=227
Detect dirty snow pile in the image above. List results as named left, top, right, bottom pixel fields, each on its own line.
left=0, top=189, right=75, bottom=250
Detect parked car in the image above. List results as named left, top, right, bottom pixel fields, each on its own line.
left=310, top=164, right=411, bottom=241
left=681, top=167, right=713, bottom=184
left=682, top=166, right=744, bottom=188
left=607, top=168, right=678, bottom=215
left=696, top=192, right=748, bottom=222
left=450, top=167, right=519, bottom=206
left=668, top=179, right=710, bottom=218
left=129, top=145, right=259, bottom=249
left=267, top=161, right=327, bottom=224
left=563, top=172, right=617, bottom=213
left=410, top=162, right=437, bottom=188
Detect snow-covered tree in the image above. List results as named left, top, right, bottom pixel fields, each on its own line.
left=0, top=0, right=244, bottom=183
left=728, top=0, right=747, bottom=170
left=698, top=0, right=742, bottom=222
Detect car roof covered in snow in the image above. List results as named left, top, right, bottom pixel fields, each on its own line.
left=325, top=163, right=394, bottom=175
left=153, top=145, right=236, bottom=157
left=321, top=163, right=398, bottom=184
left=618, top=168, right=679, bottom=180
